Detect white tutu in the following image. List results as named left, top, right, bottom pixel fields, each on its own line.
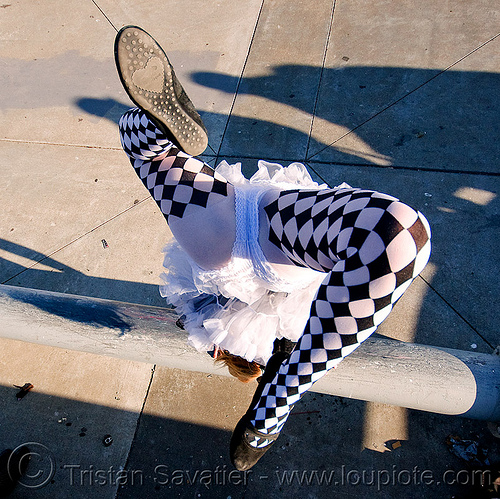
left=159, top=160, right=333, bottom=365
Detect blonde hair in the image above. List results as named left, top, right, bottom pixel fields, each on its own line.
left=215, top=350, right=263, bottom=383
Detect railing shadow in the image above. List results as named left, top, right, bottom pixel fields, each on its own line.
left=0, top=238, right=167, bottom=323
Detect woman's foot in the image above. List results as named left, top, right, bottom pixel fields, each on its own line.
left=230, top=351, right=289, bottom=471
left=114, top=25, right=209, bottom=156
left=230, top=415, right=280, bottom=471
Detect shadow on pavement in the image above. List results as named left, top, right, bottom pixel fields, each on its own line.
left=0, top=238, right=165, bottom=310
left=61, top=63, right=500, bottom=498
left=0, top=380, right=497, bottom=499
left=191, top=64, right=500, bottom=171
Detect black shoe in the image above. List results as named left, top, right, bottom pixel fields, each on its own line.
left=114, top=25, right=209, bottom=156
left=272, top=337, right=296, bottom=355
left=0, top=447, right=30, bottom=497
left=230, top=351, right=289, bottom=471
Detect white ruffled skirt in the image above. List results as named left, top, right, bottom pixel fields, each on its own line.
left=159, top=161, right=331, bottom=365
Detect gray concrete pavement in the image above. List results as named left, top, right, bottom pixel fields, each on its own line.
left=0, top=0, right=499, bottom=497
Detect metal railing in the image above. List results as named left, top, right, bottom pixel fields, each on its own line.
left=1, top=284, right=498, bottom=421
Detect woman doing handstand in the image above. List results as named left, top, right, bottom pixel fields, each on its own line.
left=114, top=26, right=431, bottom=471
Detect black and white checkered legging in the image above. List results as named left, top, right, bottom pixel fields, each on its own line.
left=119, top=108, right=229, bottom=221
left=119, top=108, right=431, bottom=448
left=249, top=188, right=430, bottom=447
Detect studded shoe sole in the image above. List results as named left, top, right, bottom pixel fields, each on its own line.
left=114, top=25, right=209, bottom=156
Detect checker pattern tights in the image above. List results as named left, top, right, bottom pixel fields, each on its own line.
left=119, top=108, right=432, bottom=449
left=119, top=108, right=229, bottom=221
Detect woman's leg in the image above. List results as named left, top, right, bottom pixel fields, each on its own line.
left=232, top=187, right=431, bottom=468
left=119, top=107, right=229, bottom=223
left=115, top=25, right=238, bottom=269
left=119, top=107, right=236, bottom=270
